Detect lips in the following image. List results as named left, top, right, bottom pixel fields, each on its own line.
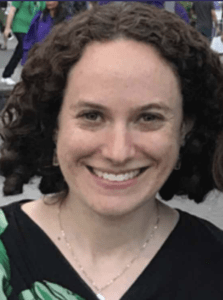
left=87, top=166, right=148, bottom=182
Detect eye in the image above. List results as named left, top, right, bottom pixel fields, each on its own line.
left=136, top=112, right=165, bottom=131
left=140, top=113, right=162, bottom=122
left=81, top=111, right=102, bottom=121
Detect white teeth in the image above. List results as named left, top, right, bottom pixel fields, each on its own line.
left=93, top=169, right=140, bottom=181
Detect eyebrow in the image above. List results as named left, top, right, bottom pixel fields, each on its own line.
left=135, top=103, right=172, bottom=113
left=70, top=101, right=172, bottom=114
left=70, top=102, right=110, bottom=112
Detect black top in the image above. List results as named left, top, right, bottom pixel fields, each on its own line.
left=192, top=1, right=214, bottom=30
left=0, top=199, right=223, bottom=299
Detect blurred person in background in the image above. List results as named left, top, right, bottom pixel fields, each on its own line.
left=88, top=1, right=98, bottom=9
left=66, top=1, right=87, bottom=15
left=174, top=1, right=190, bottom=24
left=0, top=1, right=45, bottom=86
left=22, top=1, right=71, bottom=66
left=191, top=1, right=219, bottom=43
left=120, top=1, right=190, bottom=23
left=0, top=1, right=8, bottom=50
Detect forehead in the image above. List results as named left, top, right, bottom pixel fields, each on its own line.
left=65, top=39, right=181, bottom=110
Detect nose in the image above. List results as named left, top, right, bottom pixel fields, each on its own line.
left=102, top=124, right=136, bottom=164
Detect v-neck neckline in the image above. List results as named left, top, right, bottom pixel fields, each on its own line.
left=14, top=199, right=183, bottom=300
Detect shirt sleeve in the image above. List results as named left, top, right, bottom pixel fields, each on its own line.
left=0, top=210, right=12, bottom=299
left=12, top=1, right=22, bottom=10
left=38, top=1, right=46, bottom=11
left=0, top=240, right=12, bottom=300
left=22, top=12, right=42, bottom=66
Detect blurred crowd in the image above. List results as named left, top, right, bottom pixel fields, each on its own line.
left=0, top=1, right=88, bottom=86
left=0, top=1, right=221, bottom=86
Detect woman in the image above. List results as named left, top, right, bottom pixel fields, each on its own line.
left=0, top=2, right=223, bottom=299
left=21, top=1, right=71, bottom=65
left=0, top=1, right=45, bottom=85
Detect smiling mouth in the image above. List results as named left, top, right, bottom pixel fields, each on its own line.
left=87, top=166, right=148, bottom=182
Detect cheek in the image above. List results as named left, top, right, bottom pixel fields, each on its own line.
left=142, top=130, right=181, bottom=164
left=56, top=127, right=99, bottom=164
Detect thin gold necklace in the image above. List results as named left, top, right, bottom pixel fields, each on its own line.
left=58, top=201, right=160, bottom=300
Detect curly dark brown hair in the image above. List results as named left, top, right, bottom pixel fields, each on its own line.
left=1, top=2, right=223, bottom=203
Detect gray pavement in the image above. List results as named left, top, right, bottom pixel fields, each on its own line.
left=0, top=33, right=223, bottom=229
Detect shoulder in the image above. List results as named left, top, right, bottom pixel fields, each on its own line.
left=177, top=209, right=223, bottom=253
left=0, top=208, right=12, bottom=297
left=196, top=216, right=223, bottom=245
left=168, top=210, right=223, bottom=291
left=12, top=1, right=21, bottom=9
left=21, top=197, right=59, bottom=235
left=0, top=199, right=35, bottom=234
left=0, top=199, right=35, bottom=256
left=0, top=209, right=8, bottom=235
left=39, top=1, right=46, bottom=11
left=0, top=208, right=9, bottom=262
left=210, top=1, right=215, bottom=9
left=0, top=200, right=35, bottom=298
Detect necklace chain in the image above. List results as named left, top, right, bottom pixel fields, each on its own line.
left=58, top=202, right=160, bottom=298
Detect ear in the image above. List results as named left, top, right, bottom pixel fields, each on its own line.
left=180, top=118, right=194, bottom=146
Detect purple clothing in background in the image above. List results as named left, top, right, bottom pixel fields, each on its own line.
left=21, top=11, right=53, bottom=65
left=146, top=1, right=165, bottom=9
left=149, top=1, right=189, bottom=23
left=98, top=1, right=189, bottom=23
left=175, top=3, right=189, bottom=24
left=98, top=0, right=112, bottom=5
left=99, top=1, right=164, bottom=8
left=214, top=1, right=220, bottom=10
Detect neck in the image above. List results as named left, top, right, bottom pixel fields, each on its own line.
left=49, top=9, right=56, bottom=17
left=59, top=194, right=159, bottom=261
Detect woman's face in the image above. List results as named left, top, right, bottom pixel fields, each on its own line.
left=46, top=1, right=59, bottom=11
left=56, top=39, right=185, bottom=216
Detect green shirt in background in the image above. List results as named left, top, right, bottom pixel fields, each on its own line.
left=12, top=1, right=46, bottom=33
